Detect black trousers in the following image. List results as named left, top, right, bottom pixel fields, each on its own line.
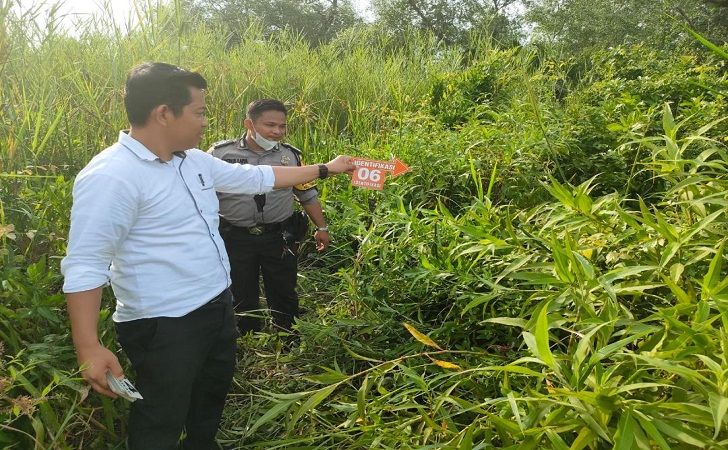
left=221, top=227, right=298, bottom=333
left=115, top=289, right=236, bottom=450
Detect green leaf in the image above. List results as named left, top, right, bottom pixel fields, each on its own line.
left=343, top=344, right=384, bottom=363
left=702, top=241, right=725, bottom=296
left=590, top=330, right=652, bottom=364
left=456, top=424, right=474, bottom=450
left=288, top=384, right=338, bottom=432
left=546, top=175, right=575, bottom=208
left=34, top=107, right=65, bottom=157
left=573, top=322, right=613, bottom=379
left=495, top=255, right=534, bottom=283
left=534, top=301, right=556, bottom=370
left=545, top=428, right=570, bottom=450
left=613, top=411, right=635, bottom=450
left=614, top=382, right=670, bottom=395
left=678, top=19, right=728, bottom=60
left=569, top=427, right=597, bottom=450
left=662, top=103, right=676, bottom=137
left=357, top=375, right=369, bottom=422
left=630, top=355, right=711, bottom=392
left=600, top=266, right=657, bottom=284
left=505, top=271, right=562, bottom=284
left=247, top=399, right=295, bottom=435
left=461, top=293, right=499, bottom=316
left=552, top=239, right=575, bottom=283
left=661, top=273, right=692, bottom=304
left=304, top=371, right=349, bottom=385
left=616, top=206, right=643, bottom=231
left=658, top=242, right=680, bottom=269
left=653, top=417, right=713, bottom=447
left=475, top=362, right=551, bottom=378
left=679, top=210, right=724, bottom=245
left=571, top=251, right=595, bottom=280
left=506, top=392, right=523, bottom=431
left=567, top=396, right=612, bottom=442
left=484, top=317, right=528, bottom=328
left=635, top=416, right=671, bottom=450
left=485, top=412, right=521, bottom=434
left=707, top=391, right=728, bottom=438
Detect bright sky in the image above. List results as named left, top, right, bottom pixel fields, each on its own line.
left=57, top=0, right=134, bottom=23
left=51, top=0, right=372, bottom=29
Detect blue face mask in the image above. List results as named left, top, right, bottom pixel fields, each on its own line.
left=251, top=125, right=278, bottom=150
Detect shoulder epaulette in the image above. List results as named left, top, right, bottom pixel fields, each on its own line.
left=282, top=144, right=316, bottom=190
left=211, top=139, right=237, bottom=150
left=281, top=143, right=304, bottom=166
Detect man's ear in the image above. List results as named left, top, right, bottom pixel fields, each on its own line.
left=151, top=104, right=171, bottom=126
left=243, top=118, right=253, bottom=132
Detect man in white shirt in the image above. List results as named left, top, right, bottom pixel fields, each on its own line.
left=61, top=62, right=355, bottom=450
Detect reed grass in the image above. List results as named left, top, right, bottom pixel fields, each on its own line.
left=1, top=2, right=456, bottom=172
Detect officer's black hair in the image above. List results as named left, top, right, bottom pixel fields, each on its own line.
left=124, top=62, right=207, bottom=127
left=246, top=99, right=287, bottom=122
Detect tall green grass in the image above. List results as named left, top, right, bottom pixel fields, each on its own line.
left=2, top=1, right=728, bottom=448
left=223, top=108, right=728, bottom=448
left=0, top=2, right=461, bottom=447
left=1, top=1, right=457, bottom=172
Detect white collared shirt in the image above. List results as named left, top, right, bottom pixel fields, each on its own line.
left=61, top=131, right=275, bottom=322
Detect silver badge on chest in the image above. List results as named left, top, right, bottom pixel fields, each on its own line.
left=280, top=155, right=291, bottom=165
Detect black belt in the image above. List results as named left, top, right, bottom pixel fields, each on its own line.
left=244, top=222, right=285, bottom=235
left=220, top=218, right=290, bottom=236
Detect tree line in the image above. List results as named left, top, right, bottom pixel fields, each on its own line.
left=180, top=0, right=728, bottom=53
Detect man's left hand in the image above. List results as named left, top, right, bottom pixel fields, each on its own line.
left=325, top=156, right=357, bottom=176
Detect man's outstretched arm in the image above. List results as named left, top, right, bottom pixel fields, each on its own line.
left=272, top=155, right=355, bottom=188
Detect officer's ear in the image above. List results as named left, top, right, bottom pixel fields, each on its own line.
left=243, top=118, right=254, bottom=132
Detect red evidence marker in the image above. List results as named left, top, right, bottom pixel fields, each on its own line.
left=351, top=157, right=411, bottom=190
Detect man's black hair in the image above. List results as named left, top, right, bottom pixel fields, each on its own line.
left=246, top=99, right=287, bottom=122
left=124, top=62, right=207, bottom=126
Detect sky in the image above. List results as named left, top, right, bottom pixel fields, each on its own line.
left=46, top=0, right=373, bottom=30
left=56, top=0, right=134, bottom=25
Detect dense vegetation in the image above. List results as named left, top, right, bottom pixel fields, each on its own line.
left=1, top=0, right=728, bottom=448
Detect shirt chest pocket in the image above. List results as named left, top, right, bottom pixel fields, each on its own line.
left=194, top=184, right=218, bottom=215
left=180, top=168, right=217, bottom=215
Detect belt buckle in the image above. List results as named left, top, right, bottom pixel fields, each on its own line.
left=249, top=226, right=265, bottom=235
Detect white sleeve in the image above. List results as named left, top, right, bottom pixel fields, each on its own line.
left=205, top=150, right=275, bottom=194
left=61, top=171, right=138, bottom=293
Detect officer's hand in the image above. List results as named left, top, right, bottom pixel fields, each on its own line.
left=77, top=343, right=124, bottom=398
left=325, top=155, right=356, bottom=176
left=314, top=229, right=330, bottom=251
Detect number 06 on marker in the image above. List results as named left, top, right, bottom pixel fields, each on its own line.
left=350, top=157, right=411, bottom=190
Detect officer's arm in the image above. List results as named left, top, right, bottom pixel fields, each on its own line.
left=303, top=202, right=329, bottom=251
left=303, top=202, right=327, bottom=230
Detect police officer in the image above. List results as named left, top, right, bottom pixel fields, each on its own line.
left=209, top=99, right=329, bottom=334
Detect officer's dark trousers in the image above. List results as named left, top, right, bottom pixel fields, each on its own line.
left=222, top=228, right=298, bottom=333
left=115, top=289, right=236, bottom=450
